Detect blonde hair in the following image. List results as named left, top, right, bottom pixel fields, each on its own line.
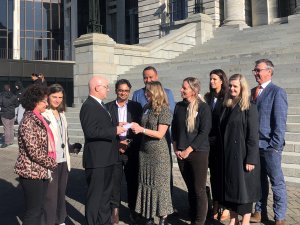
left=146, top=81, right=169, bottom=115
left=224, top=74, right=250, bottom=111
left=183, top=77, right=201, bottom=133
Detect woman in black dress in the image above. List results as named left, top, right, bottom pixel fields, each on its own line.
left=204, top=69, right=229, bottom=220
left=220, top=74, right=260, bottom=225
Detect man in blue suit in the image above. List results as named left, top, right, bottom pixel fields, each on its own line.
left=132, top=66, right=175, bottom=113
left=250, top=59, right=288, bottom=225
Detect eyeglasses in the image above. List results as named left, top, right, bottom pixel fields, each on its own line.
left=96, top=84, right=109, bottom=90
left=252, top=68, right=269, bottom=73
left=117, top=89, right=130, bottom=93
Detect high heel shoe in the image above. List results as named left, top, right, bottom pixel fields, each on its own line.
left=159, top=217, right=168, bottom=225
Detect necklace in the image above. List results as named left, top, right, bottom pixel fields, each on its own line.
left=53, top=109, right=65, bottom=149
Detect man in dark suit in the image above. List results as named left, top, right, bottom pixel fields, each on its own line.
left=250, top=59, right=288, bottom=225
left=106, top=79, right=142, bottom=224
left=80, top=76, right=127, bottom=225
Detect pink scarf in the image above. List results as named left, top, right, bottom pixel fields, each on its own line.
left=33, top=109, right=56, bottom=160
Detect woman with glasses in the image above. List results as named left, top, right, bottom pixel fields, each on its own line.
left=172, top=77, right=211, bottom=225
left=220, top=74, right=260, bottom=225
left=204, top=69, right=230, bottom=221
left=131, top=81, right=173, bottom=225
left=15, top=85, right=57, bottom=225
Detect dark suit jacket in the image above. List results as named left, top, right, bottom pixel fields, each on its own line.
left=80, top=96, right=117, bottom=168
left=106, top=100, right=143, bottom=158
left=251, top=82, right=288, bottom=150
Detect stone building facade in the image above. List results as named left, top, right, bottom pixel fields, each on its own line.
left=138, top=0, right=300, bottom=43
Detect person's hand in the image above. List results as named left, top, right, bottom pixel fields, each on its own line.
left=131, top=122, right=143, bottom=134
left=245, top=164, right=255, bottom=172
left=119, top=140, right=128, bottom=153
left=116, top=126, right=127, bottom=135
left=180, top=149, right=191, bottom=159
left=174, top=150, right=183, bottom=160
left=119, top=122, right=127, bottom=126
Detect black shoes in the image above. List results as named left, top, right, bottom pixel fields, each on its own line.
left=0, top=144, right=8, bottom=148
left=0, top=143, right=13, bottom=148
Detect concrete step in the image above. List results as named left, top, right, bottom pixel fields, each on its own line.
left=285, top=132, right=300, bottom=142
left=285, top=176, right=300, bottom=187
left=282, top=152, right=300, bottom=164
left=287, top=115, right=300, bottom=123
left=69, top=135, right=85, bottom=144
left=284, top=141, right=300, bottom=152
left=68, top=128, right=84, bottom=136
left=286, top=123, right=300, bottom=133
left=282, top=163, right=300, bottom=178
left=68, top=123, right=82, bottom=129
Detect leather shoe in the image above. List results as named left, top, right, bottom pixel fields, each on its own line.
left=250, top=212, right=261, bottom=223
left=250, top=212, right=269, bottom=223
left=111, top=208, right=119, bottom=224
left=0, top=144, right=8, bottom=148
left=275, top=220, right=285, bottom=225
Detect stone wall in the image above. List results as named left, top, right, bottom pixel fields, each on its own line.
left=73, top=14, right=213, bottom=105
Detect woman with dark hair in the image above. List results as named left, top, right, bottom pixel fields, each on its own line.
left=204, top=69, right=229, bottom=220
left=14, top=85, right=57, bottom=225
left=42, top=84, right=71, bottom=225
left=220, top=74, right=260, bottom=225
left=131, top=81, right=173, bottom=225
left=172, top=77, right=211, bottom=225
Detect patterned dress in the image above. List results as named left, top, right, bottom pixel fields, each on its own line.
left=135, top=105, right=174, bottom=218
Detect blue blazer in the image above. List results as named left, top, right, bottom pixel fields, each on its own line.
left=251, top=82, right=288, bottom=150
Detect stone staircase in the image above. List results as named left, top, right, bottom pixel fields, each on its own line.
left=3, top=16, right=300, bottom=185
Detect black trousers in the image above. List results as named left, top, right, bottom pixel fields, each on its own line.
left=43, top=162, right=68, bottom=225
left=19, top=177, right=48, bottom=225
left=85, top=165, right=114, bottom=225
left=178, top=151, right=209, bottom=225
left=111, top=151, right=139, bottom=211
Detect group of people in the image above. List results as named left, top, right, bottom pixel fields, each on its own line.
left=80, top=58, right=287, bottom=225
left=14, top=82, right=80, bottom=225
left=0, top=81, right=24, bottom=148
left=13, top=58, right=287, bottom=225
left=0, top=73, right=47, bottom=149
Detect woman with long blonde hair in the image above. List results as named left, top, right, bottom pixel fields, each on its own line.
left=220, top=74, right=260, bottom=225
left=171, top=77, right=212, bottom=225
left=131, top=81, right=173, bottom=225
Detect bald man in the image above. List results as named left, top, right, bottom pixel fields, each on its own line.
left=80, top=76, right=127, bottom=225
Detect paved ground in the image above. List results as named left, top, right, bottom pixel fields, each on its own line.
left=1, top=144, right=300, bottom=225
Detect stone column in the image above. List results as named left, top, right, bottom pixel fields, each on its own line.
left=116, top=0, right=126, bottom=43
left=13, top=0, right=20, bottom=59
left=295, top=0, right=300, bottom=14
left=73, top=33, right=117, bottom=106
left=138, top=0, right=162, bottom=44
left=223, top=0, right=248, bottom=28
left=71, top=0, right=78, bottom=60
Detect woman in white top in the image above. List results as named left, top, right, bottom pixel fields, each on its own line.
left=42, top=84, right=71, bottom=225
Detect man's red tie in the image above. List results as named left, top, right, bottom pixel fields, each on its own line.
left=253, top=85, right=260, bottom=101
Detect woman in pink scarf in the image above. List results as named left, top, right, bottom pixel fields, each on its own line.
left=15, top=85, right=57, bottom=225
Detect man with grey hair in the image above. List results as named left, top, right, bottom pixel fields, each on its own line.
left=250, top=59, right=288, bottom=225
left=80, top=76, right=127, bottom=225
